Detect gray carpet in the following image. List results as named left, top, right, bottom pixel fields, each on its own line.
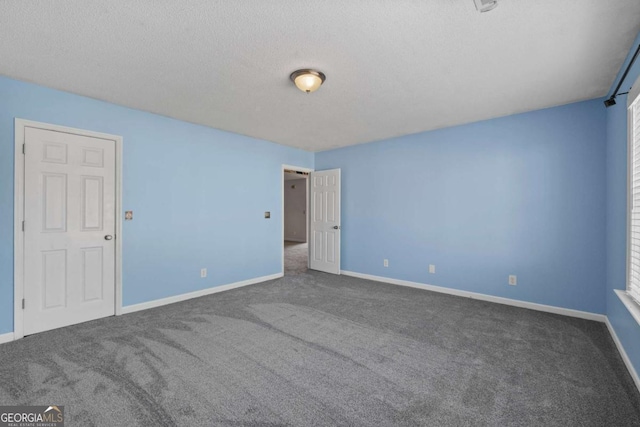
left=284, top=241, right=308, bottom=275
left=1, top=271, right=639, bottom=426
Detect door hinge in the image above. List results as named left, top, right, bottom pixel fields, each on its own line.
left=22, top=143, right=25, bottom=154
left=22, top=221, right=25, bottom=232
left=22, top=299, right=25, bottom=309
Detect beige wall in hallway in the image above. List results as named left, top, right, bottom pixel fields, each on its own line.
left=284, top=178, right=306, bottom=242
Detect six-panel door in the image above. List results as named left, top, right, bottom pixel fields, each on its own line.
left=23, top=127, right=116, bottom=335
left=309, top=169, right=341, bottom=274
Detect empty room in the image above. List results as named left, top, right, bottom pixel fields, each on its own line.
left=2, top=0, right=640, bottom=425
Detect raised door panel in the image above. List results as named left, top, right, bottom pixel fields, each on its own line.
left=313, top=231, right=323, bottom=261
left=326, top=233, right=335, bottom=263
left=42, top=173, right=67, bottom=232
left=42, top=142, right=67, bottom=164
left=42, top=250, right=67, bottom=309
left=81, top=148, right=104, bottom=168
left=326, top=191, right=336, bottom=223
left=314, top=191, right=323, bottom=223
left=82, top=247, right=104, bottom=302
left=81, top=176, right=104, bottom=231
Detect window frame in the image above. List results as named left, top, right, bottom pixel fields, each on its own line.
left=626, top=85, right=640, bottom=323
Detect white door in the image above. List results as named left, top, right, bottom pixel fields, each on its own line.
left=309, top=169, right=341, bottom=274
left=23, top=126, right=116, bottom=335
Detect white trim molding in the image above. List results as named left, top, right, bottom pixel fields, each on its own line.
left=615, top=289, right=640, bottom=327
left=121, top=273, right=283, bottom=315
left=606, top=317, right=640, bottom=393
left=13, top=119, right=124, bottom=339
left=341, top=270, right=606, bottom=322
left=0, top=332, right=15, bottom=345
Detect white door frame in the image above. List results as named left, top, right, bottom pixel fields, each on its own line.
left=281, top=164, right=313, bottom=275
left=13, top=119, right=123, bottom=340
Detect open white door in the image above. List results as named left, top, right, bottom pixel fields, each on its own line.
left=309, top=169, right=341, bottom=274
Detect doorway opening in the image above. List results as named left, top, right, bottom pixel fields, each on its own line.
left=282, top=165, right=311, bottom=275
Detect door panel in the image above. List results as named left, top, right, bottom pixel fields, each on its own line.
left=42, top=142, right=67, bottom=164
left=82, top=247, right=104, bottom=302
left=314, top=190, right=323, bottom=221
left=42, top=173, right=67, bottom=231
left=309, top=169, right=341, bottom=274
left=81, top=176, right=103, bottom=230
left=23, top=126, right=116, bottom=335
left=42, top=250, right=67, bottom=309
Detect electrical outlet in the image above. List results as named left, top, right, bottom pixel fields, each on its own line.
left=509, top=275, right=517, bottom=286
left=429, top=264, right=436, bottom=274
left=201, top=268, right=207, bottom=278
left=383, top=259, right=389, bottom=267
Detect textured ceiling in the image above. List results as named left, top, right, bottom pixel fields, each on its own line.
left=1, top=1, right=639, bottom=152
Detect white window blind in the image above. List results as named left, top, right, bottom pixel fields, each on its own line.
left=629, top=95, right=640, bottom=305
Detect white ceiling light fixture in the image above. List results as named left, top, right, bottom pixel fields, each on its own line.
left=474, top=0, right=498, bottom=13
left=290, top=69, right=326, bottom=93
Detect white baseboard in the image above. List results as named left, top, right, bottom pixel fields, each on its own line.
left=0, top=332, right=14, bottom=344
left=121, top=273, right=283, bottom=315
left=606, top=318, right=640, bottom=393
left=341, top=270, right=606, bottom=322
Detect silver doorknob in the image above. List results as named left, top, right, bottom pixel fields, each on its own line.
left=104, top=235, right=113, bottom=240
left=333, top=226, right=340, bottom=230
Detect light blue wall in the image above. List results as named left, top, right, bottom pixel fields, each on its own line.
left=0, top=76, right=313, bottom=334
left=316, top=100, right=607, bottom=314
left=606, top=31, right=640, bottom=376
left=4, top=35, right=640, bottom=384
